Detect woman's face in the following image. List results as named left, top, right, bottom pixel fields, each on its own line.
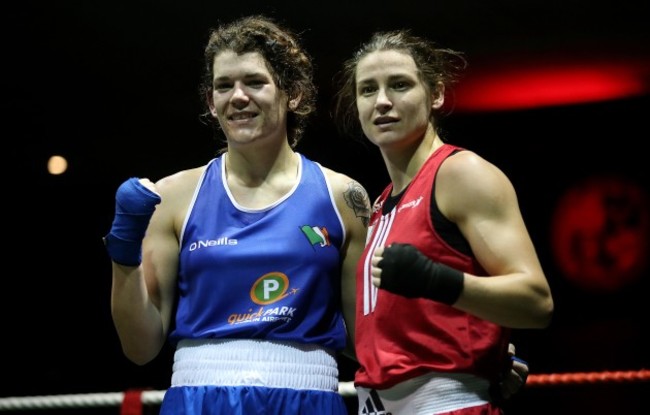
left=354, top=50, right=437, bottom=149
left=209, top=51, right=289, bottom=147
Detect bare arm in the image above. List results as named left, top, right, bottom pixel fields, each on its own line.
left=438, top=151, right=553, bottom=328
left=109, top=171, right=198, bottom=364
left=328, top=170, right=370, bottom=361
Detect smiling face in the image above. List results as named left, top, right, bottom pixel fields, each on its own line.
left=209, top=51, right=289, bottom=147
left=355, top=50, right=443, bottom=149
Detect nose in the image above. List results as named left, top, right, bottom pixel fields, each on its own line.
left=230, top=83, right=250, bottom=108
left=375, top=88, right=392, bottom=112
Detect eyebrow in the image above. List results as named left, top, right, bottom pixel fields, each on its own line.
left=357, top=73, right=414, bottom=84
left=213, top=72, right=269, bottom=82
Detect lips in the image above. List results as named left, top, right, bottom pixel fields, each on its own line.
left=374, top=116, right=398, bottom=125
left=228, top=111, right=257, bottom=121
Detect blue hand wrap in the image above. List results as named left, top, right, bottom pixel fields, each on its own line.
left=104, top=177, right=161, bottom=266
left=511, top=356, right=528, bottom=365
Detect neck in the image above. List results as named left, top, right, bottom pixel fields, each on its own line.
left=225, top=142, right=297, bottom=187
left=383, top=127, right=443, bottom=195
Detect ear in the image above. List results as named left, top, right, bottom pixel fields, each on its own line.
left=206, top=90, right=218, bottom=117
left=431, top=82, right=445, bottom=109
left=288, top=92, right=302, bottom=111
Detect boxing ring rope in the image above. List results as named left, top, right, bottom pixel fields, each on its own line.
left=0, top=370, right=648, bottom=412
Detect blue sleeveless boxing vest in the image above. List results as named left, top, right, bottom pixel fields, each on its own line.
left=169, top=153, right=347, bottom=351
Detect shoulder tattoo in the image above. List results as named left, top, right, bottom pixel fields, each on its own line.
left=343, top=181, right=370, bottom=227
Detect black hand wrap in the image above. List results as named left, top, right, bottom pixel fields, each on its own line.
left=378, top=243, right=464, bottom=305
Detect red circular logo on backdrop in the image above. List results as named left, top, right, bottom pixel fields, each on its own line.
left=551, top=176, right=650, bottom=292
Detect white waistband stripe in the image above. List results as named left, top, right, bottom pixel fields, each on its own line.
left=171, top=339, right=339, bottom=391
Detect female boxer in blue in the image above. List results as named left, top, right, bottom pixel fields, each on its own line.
left=105, top=15, right=370, bottom=414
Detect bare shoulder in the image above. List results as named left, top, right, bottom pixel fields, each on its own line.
left=321, top=167, right=371, bottom=228
left=150, top=165, right=207, bottom=229
left=438, top=150, right=518, bottom=220
left=439, top=150, right=494, bottom=177
left=155, top=166, right=205, bottom=200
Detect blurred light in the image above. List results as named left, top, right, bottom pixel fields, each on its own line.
left=453, top=58, right=650, bottom=112
left=550, top=176, right=650, bottom=292
left=48, top=155, right=68, bottom=175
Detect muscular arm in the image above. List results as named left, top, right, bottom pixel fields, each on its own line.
left=328, top=171, right=370, bottom=361
left=437, top=151, right=554, bottom=328
left=110, top=171, right=197, bottom=365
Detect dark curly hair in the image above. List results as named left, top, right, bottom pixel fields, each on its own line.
left=199, top=15, right=317, bottom=150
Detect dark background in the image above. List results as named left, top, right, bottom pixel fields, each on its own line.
left=3, top=1, right=649, bottom=414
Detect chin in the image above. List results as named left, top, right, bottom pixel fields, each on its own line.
left=370, top=132, right=403, bottom=145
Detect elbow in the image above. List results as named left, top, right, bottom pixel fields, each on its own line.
left=122, top=345, right=157, bottom=366
left=116, top=330, right=162, bottom=366
left=534, top=293, right=555, bottom=329
left=130, top=357, right=155, bottom=366
left=526, top=275, right=555, bottom=328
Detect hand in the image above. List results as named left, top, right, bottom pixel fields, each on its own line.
left=370, top=245, right=385, bottom=288
left=373, top=243, right=464, bottom=305
left=104, top=177, right=161, bottom=266
left=137, top=178, right=158, bottom=194
left=499, top=343, right=529, bottom=400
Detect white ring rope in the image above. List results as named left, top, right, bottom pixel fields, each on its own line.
left=2, top=371, right=649, bottom=411
left=0, top=381, right=357, bottom=411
